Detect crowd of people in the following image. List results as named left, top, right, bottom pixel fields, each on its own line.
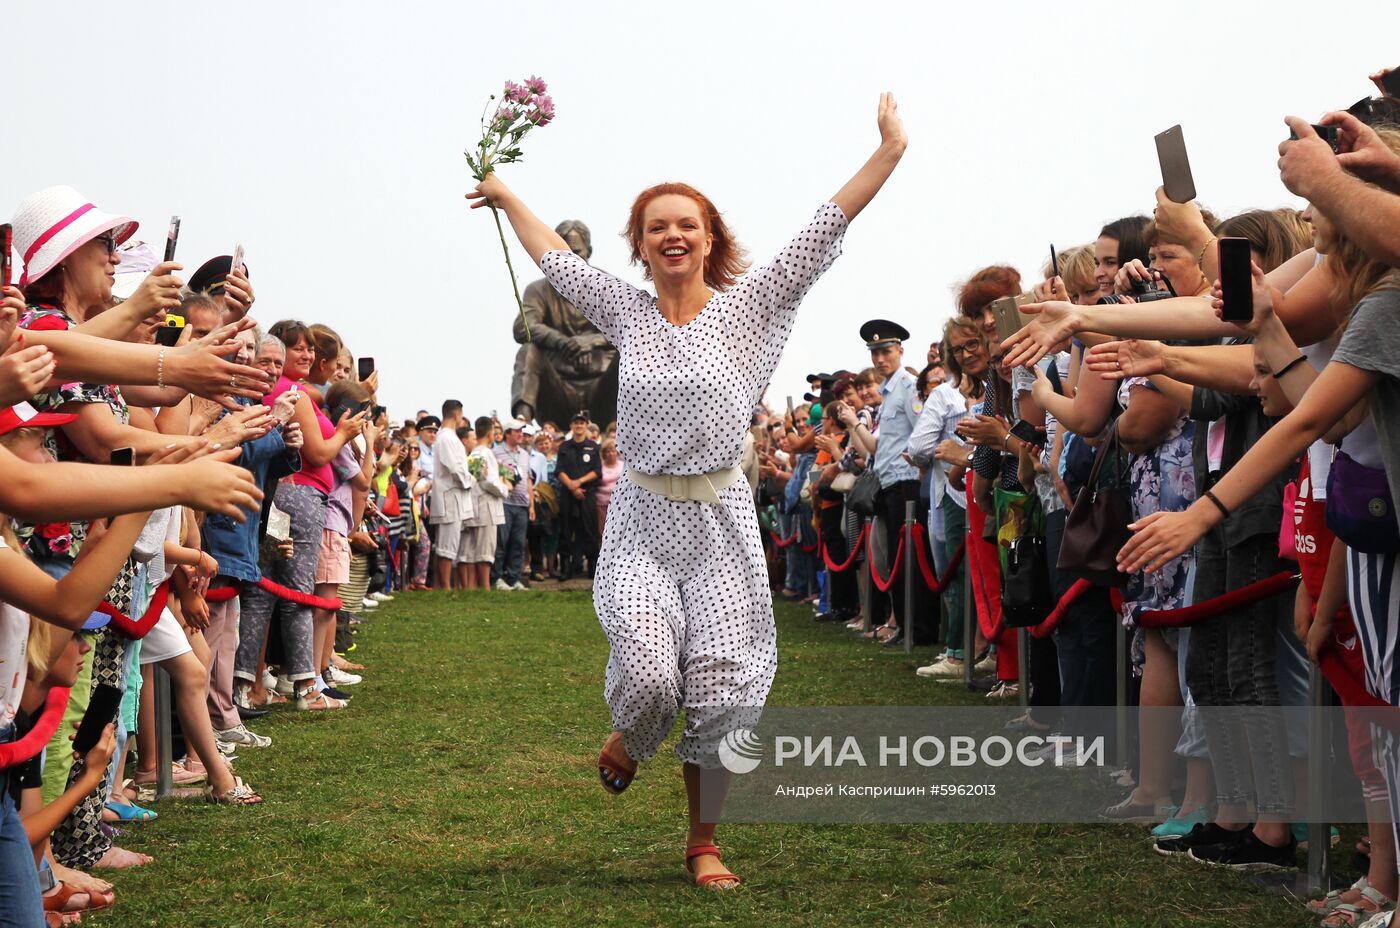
left=744, top=71, right=1400, bottom=925
left=5, top=66, right=1400, bottom=924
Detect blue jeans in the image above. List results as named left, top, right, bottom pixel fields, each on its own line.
left=0, top=763, right=45, bottom=928
left=492, top=504, right=529, bottom=585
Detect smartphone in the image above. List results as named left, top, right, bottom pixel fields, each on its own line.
left=1050, top=244, right=1060, bottom=280
left=1381, top=69, right=1400, bottom=98
left=109, top=447, right=135, bottom=467
left=230, top=242, right=244, bottom=277
left=163, top=216, right=181, bottom=263
left=1155, top=125, right=1196, bottom=203
left=1009, top=419, right=1045, bottom=447
left=0, top=223, right=12, bottom=289
left=154, top=321, right=186, bottom=347
left=357, top=357, right=375, bottom=381
left=73, top=684, right=123, bottom=755
left=1289, top=124, right=1340, bottom=153
left=331, top=399, right=370, bottom=426
left=1217, top=236, right=1254, bottom=323
left=990, top=292, right=1037, bottom=348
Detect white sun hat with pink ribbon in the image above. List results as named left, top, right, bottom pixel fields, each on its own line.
left=10, top=185, right=137, bottom=286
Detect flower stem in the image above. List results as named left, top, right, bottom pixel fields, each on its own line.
left=489, top=203, right=531, bottom=342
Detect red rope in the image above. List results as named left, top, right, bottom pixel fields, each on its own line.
left=97, top=582, right=170, bottom=639
left=1029, top=578, right=1093, bottom=639
left=821, top=524, right=869, bottom=573
left=0, top=686, right=70, bottom=769
left=256, top=576, right=342, bottom=611
left=769, top=529, right=800, bottom=548
left=867, top=525, right=906, bottom=593
left=910, top=524, right=965, bottom=593
left=1136, top=572, right=1298, bottom=629
left=205, top=585, right=239, bottom=603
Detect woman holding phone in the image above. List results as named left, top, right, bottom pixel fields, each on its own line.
left=467, top=93, right=906, bottom=889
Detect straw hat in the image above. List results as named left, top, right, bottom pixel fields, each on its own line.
left=11, top=185, right=137, bottom=286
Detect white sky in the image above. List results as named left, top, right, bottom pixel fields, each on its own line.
left=7, top=1, right=1398, bottom=423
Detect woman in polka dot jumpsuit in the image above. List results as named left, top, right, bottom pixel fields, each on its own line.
left=468, top=93, right=907, bottom=889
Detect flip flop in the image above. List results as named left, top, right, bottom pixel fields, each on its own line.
left=104, top=800, right=157, bottom=823
left=598, top=734, right=637, bottom=795
left=685, top=844, right=742, bottom=890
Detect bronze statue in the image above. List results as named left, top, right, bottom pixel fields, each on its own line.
left=510, top=220, right=619, bottom=427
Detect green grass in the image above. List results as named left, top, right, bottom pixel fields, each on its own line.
left=96, top=590, right=1319, bottom=927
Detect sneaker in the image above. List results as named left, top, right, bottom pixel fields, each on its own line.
left=216, top=724, right=273, bottom=749
left=370, top=592, right=394, bottom=602
left=1188, top=829, right=1297, bottom=871
left=511, top=581, right=528, bottom=591
left=323, top=685, right=354, bottom=700
left=973, top=649, right=997, bottom=674
left=494, top=579, right=513, bottom=591
left=234, top=685, right=256, bottom=712
left=273, top=675, right=296, bottom=698
left=215, top=739, right=238, bottom=757
left=324, top=666, right=362, bottom=687
left=1290, top=823, right=1341, bottom=850
left=1153, top=822, right=1246, bottom=857
left=917, top=656, right=966, bottom=679
left=1151, top=808, right=1211, bottom=839
left=361, top=598, right=379, bottom=610
left=261, top=669, right=279, bottom=692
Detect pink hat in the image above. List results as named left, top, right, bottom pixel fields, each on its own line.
left=11, top=185, right=137, bottom=287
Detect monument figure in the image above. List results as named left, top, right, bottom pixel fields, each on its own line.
left=510, top=220, right=619, bottom=427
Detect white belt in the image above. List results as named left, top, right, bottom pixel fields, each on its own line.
left=626, top=466, right=743, bottom=505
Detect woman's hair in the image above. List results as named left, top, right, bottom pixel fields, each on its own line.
left=601, top=437, right=617, bottom=454
left=941, top=317, right=986, bottom=401
left=474, top=416, right=495, bottom=440
left=1207, top=209, right=1313, bottom=273
left=956, top=265, right=1021, bottom=317
left=306, top=323, right=343, bottom=363
left=914, top=363, right=940, bottom=400
left=1099, top=215, right=1152, bottom=267
left=26, top=615, right=54, bottom=682
left=268, top=319, right=310, bottom=351
left=853, top=367, right=880, bottom=387
left=25, top=269, right=66, bottom=308
left=1328, top=127, right=1400, bottom=313
left=624, top=182, right=749, bottom=290
left=1145, top=208, right=1219, bottom=249
left=1041, top=244, right=1096, bottom=295
left=324, top=378, right=370, bottom=410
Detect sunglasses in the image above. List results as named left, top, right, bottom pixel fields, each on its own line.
left=93, top=232, right=118, bottom=255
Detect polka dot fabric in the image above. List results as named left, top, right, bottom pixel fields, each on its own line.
left=540, top=203, right=849, bottom=767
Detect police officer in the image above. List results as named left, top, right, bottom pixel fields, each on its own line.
left=555, top=410, right=602, bottom=580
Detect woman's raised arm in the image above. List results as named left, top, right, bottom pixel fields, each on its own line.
left=830, top=93, right=907, bottom=222
left=465, top=175, right=570, bottom=268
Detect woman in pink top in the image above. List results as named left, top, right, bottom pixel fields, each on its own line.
left=233, top=320, right=365, bottom=712
left=595, top=438, right=623, bottom=541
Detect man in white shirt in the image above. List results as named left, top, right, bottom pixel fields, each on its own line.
left=429, top=401, right=474, bottom=590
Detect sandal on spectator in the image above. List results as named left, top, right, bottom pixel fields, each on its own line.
left=685, top=845, right=742, bottom=890
left=44, top=882, right=113, bottom=914
left=208, top=775, right=263, bottom=805
left=1101, top=794, right=1174, bottom=821
left=103, top=800, right=157, bottom=823
left=1319, top=884, right=1394, bottom=927
left=598, top=731, right=637, bottom=794
left=296, top=688, right=347, bottom=711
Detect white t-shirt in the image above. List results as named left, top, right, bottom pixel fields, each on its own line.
left=0, top=539, right=30, bottom=729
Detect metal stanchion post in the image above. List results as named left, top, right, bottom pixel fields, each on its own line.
left=1017, top=627, right=1029, bottom=708
left=155, top=666, right=173, bottom=799
left=1303, top=663, right=1331, bottom=895
left=903, top=500, right=915, bottom=655
left=964, top=545, right=974, bottom=690
left=1115, top=622, right=1128, bottom=769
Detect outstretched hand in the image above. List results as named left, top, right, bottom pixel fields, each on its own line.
left=1084, top=339, right=1166, bottom=381
left=877, top=92, right=907, bottom=151
left=466, top=174, right=511, bottom=210
left=1000, top=301, right=1080, bottom=369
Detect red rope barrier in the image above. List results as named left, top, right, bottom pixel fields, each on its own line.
left=98, top=582, right=169, bottom=639
left=769, top=529, right=800, bottom=548
left=867, top=525, right=906, bottom=593
left=256, top=576, right=342, bottom=611
left=821, top=524, right=869, bottom=573
left=205, top=585, right=239, bottom=603
left=1135, top=571, right=1298, bottom=629
left=1029, top=578, right=1093, bottom=639
left=0, top=686, right=70, bottom=769
left=909, top=524, right=965, bottom=594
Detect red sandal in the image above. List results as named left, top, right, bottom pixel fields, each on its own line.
left=597, top=733, right=636, bottom=795
left=685, top=845, right=742, bottom=890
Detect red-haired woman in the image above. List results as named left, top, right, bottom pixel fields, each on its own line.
left=468, top=94, right=906, bottom=890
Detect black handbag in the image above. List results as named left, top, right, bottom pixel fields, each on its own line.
left=1056, top=425, right=1133, bottom=586
left=1002, top=534, right=1050, bottom=627
left=846, top=470, right=881, bottom=517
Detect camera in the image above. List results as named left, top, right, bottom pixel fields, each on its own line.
left=1129, top=274, right=1177, bottom=303
left=1289, top=123, right=1341, bottom=153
